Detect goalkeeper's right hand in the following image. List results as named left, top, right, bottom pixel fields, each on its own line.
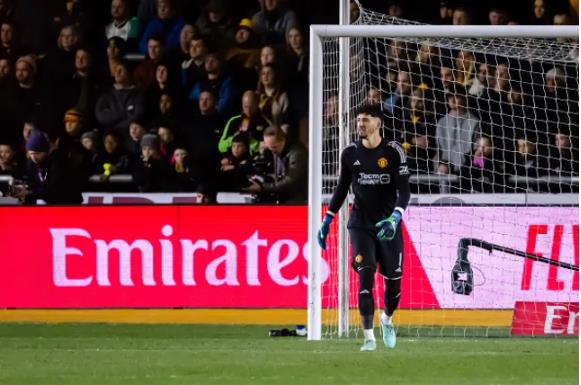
left=317, top=212, right=334, bottom=250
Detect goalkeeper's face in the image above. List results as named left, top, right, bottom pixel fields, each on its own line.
left=356, top=113, right=381, bottom=139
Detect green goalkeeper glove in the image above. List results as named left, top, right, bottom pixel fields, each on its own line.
left=317, top=212, right=334, bottom=250
left=375, top=210, right=402, bottom=241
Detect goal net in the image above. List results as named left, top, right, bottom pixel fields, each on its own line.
left=308, top=6, right=579, bottom=339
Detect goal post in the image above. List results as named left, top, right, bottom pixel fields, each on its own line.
left=308, top=23, right=579, bottom=341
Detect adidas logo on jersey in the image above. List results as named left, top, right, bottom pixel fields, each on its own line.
left=353, top=160, right=361, bottom=166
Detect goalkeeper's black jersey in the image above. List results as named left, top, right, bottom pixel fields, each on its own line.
left=328, top=139, right=411, bottom=230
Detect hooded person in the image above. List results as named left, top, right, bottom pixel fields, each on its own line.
left=20, top=129, right=86, bottom=204
left=251, top=0, right=299, bottom=44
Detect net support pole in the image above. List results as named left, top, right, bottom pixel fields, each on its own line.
left=307, top=26, right=324, bottom=341
left=337, top=0, right=351, bottom=338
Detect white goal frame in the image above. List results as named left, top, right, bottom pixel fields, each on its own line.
left=307, top=24, right=579, bottom=340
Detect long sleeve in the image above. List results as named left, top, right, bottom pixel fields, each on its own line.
left=328, top=150, right=351, bottom=214
left=262, top=144, right=308, bottom=196
left=390, top=142, right=411, bottom=213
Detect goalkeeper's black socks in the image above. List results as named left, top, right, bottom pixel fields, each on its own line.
left=384, top=277, right=402, bottom=316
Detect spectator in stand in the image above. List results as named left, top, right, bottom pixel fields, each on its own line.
left=257, top=64, right=288, bottom=125
left=405, top=87, right=436, bottom=141
left=0, top=58, right=12, bottom=84
left=104, top=0, right=139, bottom=49
left=57, top=109, right=91, bottom=180
left=126, top=119, right=146, bottom=156
left=4, top=55, right=40, bottom=141
left=452, top=7, right=471, bottom=25
left=105, top=36, right=127, bottom=80
left=382, top=69, right=413, bottom=140
left=80, top=130, right=100, bottom=167
left=17, top=129, right=87, bottom=204
left=488, top=7, right=509, bottom=25
left=66, top=47, right=100, bottom=128
left=243, top=125, right=307, bottom=203
left=436, top=86, right=479, bottom=176
left=157, top=120, right=180, bottom=161
left=195, top=0, right=236, bottom=51
left=386, top=39, right=408, bottom=72
left=0, top=142, right=24, bottom=179
left=145, top=60, right=182, bottom=121
left=43, top=24, right=80, bottom=86
left=414, top=43, right=439, bottom=88
left=367, top=87, right=382, bottom=106
left=218, top=132, right=254, bottom=191
left=433, top=0, right=454, bottom=24
left=285, top=27, right=307, bottom=84
left=187, top=89, right=222, bottom=186
left=132, top=133, right=175, bottom=192
left=170, top=146, right=196, bottom=192
left=550, top=132, right=577, bottom=177
left=175, top=24, right=196, bottom=63
left=460, top=135, right=504, bottom=193
left=469, top=62, right=491, bottom=97
left=188, top=51, right=236, bottom=115
left=506, top=132, right=549, bottom=192
left=195, top=181, right=218, bottom=203
left=134, top=36, right=165, bottom=91
left=455, top=50, right=476, bottom=89
left=92, top=130, right=130, bottom=178
left=219, top=90, right=269, bottom=155
left=553, top=12, right=573, bottom=25
left=252, top=0, right=299, bottom=44
left=285, top=26, right=308, bottom=122
left=181, top=34, right=207, bottom=91
left=95, top=60, right=145, bottom=133
left=139, top=0, right=184, bottom=54
left=407, top=125, right=433, bottom=173
left=531, top=0, right=552, bottom=24
left=226, top=19, right=261, bottom=91
left=0, top=21, right=25, bottom=62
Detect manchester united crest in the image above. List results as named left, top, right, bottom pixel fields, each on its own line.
left=377, top=157, right=388, bottom=168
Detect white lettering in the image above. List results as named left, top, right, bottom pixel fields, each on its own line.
left=206, top=240, right=239, bottom=286
left=180, top=239, right=208, bottom=286
left=567, top=311, right=579, bottom=334
left=242, top=231, right=267, bottom=286
left=95, top=239, right=155, bottom=286
left=50, top=228, right=93, bottom=287
left=544, top=305, right=567, bottom=334
left=268, top=239, right=299, bottom=286
left=160, top=225, right=175, bottom=286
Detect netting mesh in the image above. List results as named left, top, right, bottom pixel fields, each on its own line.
left=319, top=5, right=579, bottom=338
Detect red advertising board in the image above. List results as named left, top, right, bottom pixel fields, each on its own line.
left=511, top=302, right=579, bottom=336
left=0, top=205, right=577, bottom=311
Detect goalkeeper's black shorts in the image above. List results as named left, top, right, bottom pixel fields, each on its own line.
left=348, top=225, right=404, bottom=279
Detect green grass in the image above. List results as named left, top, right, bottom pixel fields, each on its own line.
left=0, top=324, right=577, bottom=385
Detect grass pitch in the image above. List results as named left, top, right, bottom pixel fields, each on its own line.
left=0, top=324, right=577, bottom=385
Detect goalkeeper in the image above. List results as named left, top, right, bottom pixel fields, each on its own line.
left=318, top=104, right=410, bottom=352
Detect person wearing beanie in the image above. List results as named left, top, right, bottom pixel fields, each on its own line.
left=225, top=18, right=261, bottom=91
left=17, top=129, right=86, bottom=204
left=63, top=108, right=84, bottom=137
left=132, top=132, right=175, bottom=192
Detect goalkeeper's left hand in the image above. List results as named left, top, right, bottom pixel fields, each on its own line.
left=375, top=210, right=402, bottom=241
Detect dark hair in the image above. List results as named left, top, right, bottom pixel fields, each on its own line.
left=263, top=125, right=285, bottom=140
left=355, top=104, right=383, bottom=120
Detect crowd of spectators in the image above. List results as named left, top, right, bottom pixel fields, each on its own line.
left=0, top=0, right=577, bottom=204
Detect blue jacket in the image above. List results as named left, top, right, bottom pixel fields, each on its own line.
left=139, top=17, right=185, bottom=54
left=189, top=76, right=236, bottom=115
